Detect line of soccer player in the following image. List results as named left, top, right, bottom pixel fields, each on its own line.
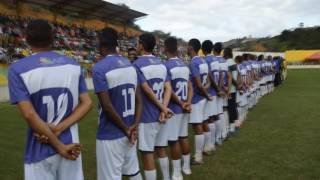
left=8, top=20, right=279, bottom=180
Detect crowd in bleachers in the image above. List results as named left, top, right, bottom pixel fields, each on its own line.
left=0, top=14, right=142, bottom=63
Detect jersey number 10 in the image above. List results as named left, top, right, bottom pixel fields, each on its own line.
left=42, top=93, right=69, bottom=125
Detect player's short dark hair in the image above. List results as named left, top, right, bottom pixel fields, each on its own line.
left=26, top=20, right=53, bottom=48
left=242, top=53, right=249, bottom=60
left=213, top=42, right=223, bottom=54
left=99, top=27, right=118, bottom=50
left=188, top=38, right=201, bottom=53
left=223, top=47, right=233, bottom=59
left=235, top=55, right=243, bottom=63
left=164, top=37, right=177, bottom=54
left=258, top=54, right=264, bottom=61
left=201, top=40, right=213, bottom=54
left=139, top=33, right=156, bottom=52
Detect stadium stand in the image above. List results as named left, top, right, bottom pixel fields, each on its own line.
left=0, top=0, right=147, bottom=64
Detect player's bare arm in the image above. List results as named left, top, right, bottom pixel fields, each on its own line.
left=193, top=76, right=211, bottom=100
left=17, top=101, right=81, bottom=160
left=204, top=76, right=211, bottom=90
left=171, top=91, right=184, bottom=107
left=127, top=86, right=142, bottom=144
left=141, top=82, right=165, bottom=111
left=141, top=82, right=172, bottom=123
left=97, top=91, right=130, bottom=138
left=209, top=73, right=220, bottom=93
left=184, top=81, right=193, bottom=113
left=218, top=71, right=226, bottom=97
left=162, top=81, right=174, bottom=119
left=47, top=93, right=92, bottom=137
left=227, top=71, right=232, bottom=96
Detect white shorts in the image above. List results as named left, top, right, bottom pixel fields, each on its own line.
left=239, top=93, right=247, bottom=107
left=217, top=97, right=224, bottom=114
left=179, top=113, right=189, bottom=138
left=205, top=96, right=218, bottom=118
left=262, top=77, right=267, bottom=84
left=236, top=91, right=241, bottom=104
left=155, top=120, right=170, bottom=147
left=165, top=113, right=189, bottom=142
left=25, top=154, right=83, bottom=180
left=189, top=99, right=206, bottom=124
left=138, top=122, right=160, bottom=152
left=223, top=97, right=228, bottom=107
left=97, top=137, right=140, bottom=180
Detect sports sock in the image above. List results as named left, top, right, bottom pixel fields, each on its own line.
left=209, top=123, right=216, bottom=147
left=204, top=131, right=212, bottom=151
left=195, top=134, right=204, bottom=160
left=144, top=170, right=156, bottom=180
left=230, top=123, right=236, bottom=133
left=218, top=114, right=225, bottom=138
left=172, top=159, right=182, bottom=177
left=182, top=154, right=190, bottom=171
left=215, top=118, right=222, bottom=140
left=158, top=157, right=170, bottom=180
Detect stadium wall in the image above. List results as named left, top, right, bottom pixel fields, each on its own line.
left=285, top=50, right=320, bottom=62
left=233, top=51, right=284, bottom=57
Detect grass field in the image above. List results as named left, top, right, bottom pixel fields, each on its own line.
left=1, top=69, right=320, bottom=180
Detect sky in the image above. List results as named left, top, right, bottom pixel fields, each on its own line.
left=107, top=0, right=320, bottom=42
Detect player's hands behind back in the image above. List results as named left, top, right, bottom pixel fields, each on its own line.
left=159, top=107, right=174, bottom=123
left=34, top=123, right=63, bottom=143
left=126, top=124, right=138, bottom=145
left=182, top=102, right=192, bottom=113
left=56, top=143, right=82, bottom=160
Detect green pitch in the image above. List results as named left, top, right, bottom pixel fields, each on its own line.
left=1, top=69, right=320, bottom=180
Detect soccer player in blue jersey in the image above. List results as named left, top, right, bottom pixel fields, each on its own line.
left=188, top=38, right=212, bottom=164
left=202, top=40, right=220, bottom=153
left=133, top=33, right=173, bottom=180
left=92, top=28, right=143, bottom=180
left=156, top=37, right=193, bottom=179
left=213, top=42, right=231, bottom=143
left=8, top=20, right=92, bottom=180
left=224, top=48, right=239, bottom=134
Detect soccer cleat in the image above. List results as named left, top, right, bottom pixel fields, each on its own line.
left=210, top=145, right=216, bottom=152
left=203, top=145, right=212, bottom=156
left=216, top=139, right=223, bottom=146
left=191, top=156, right=203, bottom=165
left=172, top=173, right=183, bottom=180
left=182, top=168, right=192, bottom=175
left=203, top=151, right=212, bottom=156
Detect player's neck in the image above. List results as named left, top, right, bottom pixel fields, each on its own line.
left=167, top=53, right=178, bottom=59
left=31, top=47, right=52, bottom=54
left=141, top=50, right=153, bottom=56
left=189, top=51, right=197, bottom=59
left=102, top=49, right=118, bottom=56
left=214, top=52, right=221, bottom=56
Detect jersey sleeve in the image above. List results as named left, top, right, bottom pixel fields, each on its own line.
left=136, top=67, right=146, bottom=85
left=189, top=62, right=200, bottom=78
left=78, top=73, right=88, bottom=94
left=8, top=66, right=30, bottom=104
left=92, top=66, right=108, bottom=93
